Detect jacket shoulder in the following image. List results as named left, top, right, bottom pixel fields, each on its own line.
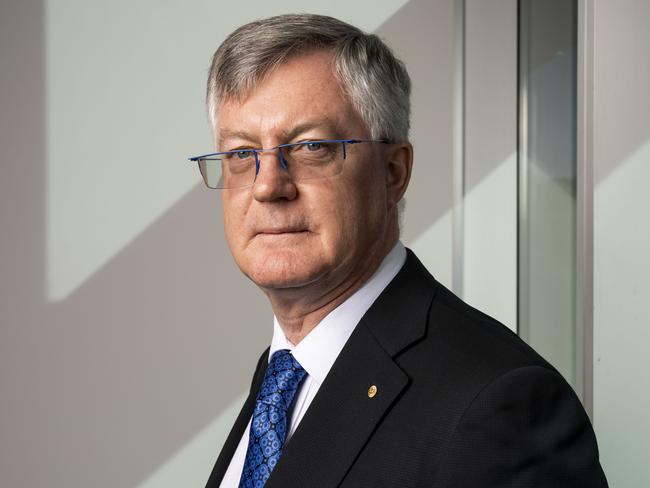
left=429, top=282, right=555, bottom=376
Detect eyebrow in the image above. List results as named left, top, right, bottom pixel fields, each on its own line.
left=217, top=129, right=258, bottom=149
left=281, top=119, right=346, bottom=141
left=218, top=118, right=346, bottom=149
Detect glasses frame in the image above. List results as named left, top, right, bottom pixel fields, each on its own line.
left=188, top=138, right=389, bottom=189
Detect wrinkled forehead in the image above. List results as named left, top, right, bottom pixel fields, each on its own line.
left=216, top=118, right=350, bottom=149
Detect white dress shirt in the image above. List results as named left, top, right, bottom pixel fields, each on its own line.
left=220, top=242, right=406, bottom=487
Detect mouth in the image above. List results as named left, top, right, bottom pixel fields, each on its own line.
left=255, top=228, right=309, bottom=236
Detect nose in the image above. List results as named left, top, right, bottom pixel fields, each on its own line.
left=252, top=148, right=297, bottom=202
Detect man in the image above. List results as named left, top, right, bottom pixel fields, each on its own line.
left=191, top=14, right=608, bottom=488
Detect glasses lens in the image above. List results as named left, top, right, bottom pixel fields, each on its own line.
left=198, top=154, right=258, bottom=189
left=195, top=142, right=353, bottom=189
left=198, top=158, right=223, bottom=189
left=281, top=141, right=345, bottom=181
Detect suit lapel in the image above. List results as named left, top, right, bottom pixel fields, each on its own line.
left=266, top=250, right=438, bottom=488
left=205, top=349, right=270, bottom=488
left=266, top=324, right=409, bottom=488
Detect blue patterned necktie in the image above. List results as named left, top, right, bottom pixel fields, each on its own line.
left=239, top=349, right=306, bottom=488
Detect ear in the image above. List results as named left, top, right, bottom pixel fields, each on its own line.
left=384, top=142, right=413, bottom=209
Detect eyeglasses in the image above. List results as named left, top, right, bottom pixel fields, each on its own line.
left=188, top=138, right=388, bottom=189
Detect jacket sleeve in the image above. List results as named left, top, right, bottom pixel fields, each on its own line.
left=436, top=365, right=609, bottom=487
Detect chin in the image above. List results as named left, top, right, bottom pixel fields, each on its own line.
left=242, top=247, right=329, bottom=290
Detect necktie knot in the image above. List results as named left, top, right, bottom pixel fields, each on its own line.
left=240, top=349, right=306, bottom=487
left=257, top=350, right=305, bottom=410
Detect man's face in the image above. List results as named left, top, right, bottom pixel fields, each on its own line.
left=216, top=50, right=401, bottom=294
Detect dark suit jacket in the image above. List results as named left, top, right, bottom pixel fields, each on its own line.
left=207, top=250, right=608, bottom=487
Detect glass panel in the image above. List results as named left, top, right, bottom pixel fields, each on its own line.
left=518, top=0, right=578, bottom=386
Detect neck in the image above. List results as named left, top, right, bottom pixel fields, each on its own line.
left=265, top=238, right=398, bottom=345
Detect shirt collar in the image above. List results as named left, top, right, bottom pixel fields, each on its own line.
left=269, top=241, right=407, bottom=385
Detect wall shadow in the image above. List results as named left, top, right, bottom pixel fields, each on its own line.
left=1, top=1, right=47, bottom=487
left=376, top=0, right=456, bottom=244
left=1, top=2, right=270, bottom=486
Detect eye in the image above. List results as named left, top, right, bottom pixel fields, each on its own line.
left=305, top=142, right=322, bottom=151
left=235, top=149, right=255, bottom=159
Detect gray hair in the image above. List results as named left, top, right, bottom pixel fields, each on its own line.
left=206, top=13, right=411, bottom=143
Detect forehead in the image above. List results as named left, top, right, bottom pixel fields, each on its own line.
left=215, top=50, right=367, bottom=145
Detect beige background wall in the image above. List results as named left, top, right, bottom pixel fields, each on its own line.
left=0, top=1, right=456, bottom=486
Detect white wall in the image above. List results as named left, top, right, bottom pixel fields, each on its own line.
left=591, top=0, right=650, bottom=486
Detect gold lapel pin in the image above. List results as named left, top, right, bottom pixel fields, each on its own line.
left=367, top=385, right=378, bottom=398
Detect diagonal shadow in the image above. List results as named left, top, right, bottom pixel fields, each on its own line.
left=376, top=0, right=456, bottom=244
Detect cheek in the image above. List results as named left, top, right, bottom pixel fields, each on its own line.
left=315, top=183, right=377, bottom=248
left=308, top=182, right=353, bottom=230
left=221, top=196, right=248, bottom=252
left=222, top=213, right=237, bottom=250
